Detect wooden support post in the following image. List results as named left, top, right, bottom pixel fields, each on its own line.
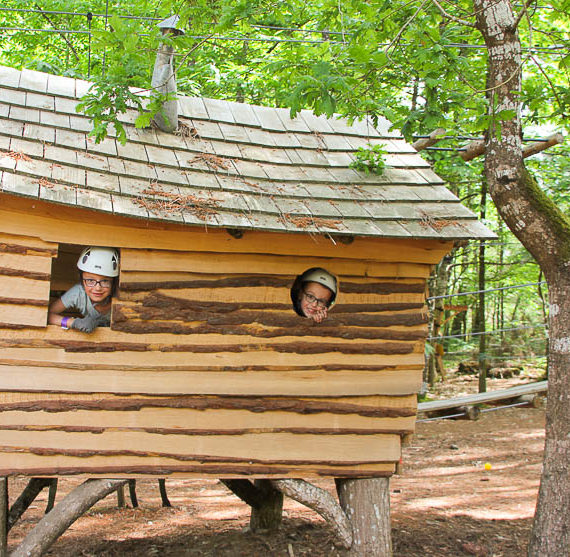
left=158, top=479, right=171, bottom=508
left=116, top=484, right=126, bottom=508
left=412, top=128, right=446, bottom=152
left=249, top=480, right=283, bottom=531
left=336, top=478, right=392, bottom=556
left=128, top=479, right=138, bottom=508
left=45, top=479, right=58, bottom=514
left=0, top=478, right=7, bottom=557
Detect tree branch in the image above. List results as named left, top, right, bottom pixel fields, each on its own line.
left=11, top=479, right=127, bottom=557
left=220, top=479, right=266, bottom=509
left=35, top=5, right=80, bottom=61
left=271, top=479, right=352, bottom=549
left=513, top=0, right=536, bottom=29
left=430, top=0, right=474, bottom=27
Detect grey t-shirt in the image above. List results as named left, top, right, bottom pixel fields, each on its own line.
left=60, top=284, right=111, bottom=326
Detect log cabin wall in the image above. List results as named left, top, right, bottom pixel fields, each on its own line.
left=0, top=207, right=450, bottom=479
left=0, top=65, right=493, bottom=479
left=0, top=232, right=57, bottom=329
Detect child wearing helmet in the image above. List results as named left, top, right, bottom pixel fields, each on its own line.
left=48, top=247, right=120, bottom=333
left=291, top=267, right=338, bottom=324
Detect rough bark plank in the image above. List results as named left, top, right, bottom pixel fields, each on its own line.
left=0, top=304, right=47, bottom=328
left=0, top=462, right=394, bottom=478
left=0, top=252, right=53, bottom=275
left=0, top=268, right=51, bottom=281
left=111, top=318, right=427, bottom=341
left=0, top=365, right=423, bottom=396
left=112, top=303, right=427, bottom=329
left=119, top=260, right=433, bottom=282
left=0, top=424, right=413, bottom=436
left=0, top=297, right=48, bottom=307
left=0, top=230, right=58, bottom=257
left=0, top=395, right=416, bottom=417
left=50, top=340, right=416, bottom=356
left=10, top=479, right=127, bottom=557
left=119, top=276, right=424, bottom=294
left=272, top=478, right=352, bottom=549
left=0, top=429, right=401, bottom=464
left=0, top=200, right=451, bottom=263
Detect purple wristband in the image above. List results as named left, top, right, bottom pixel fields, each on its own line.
left=61, top=317, right=70, bottom=330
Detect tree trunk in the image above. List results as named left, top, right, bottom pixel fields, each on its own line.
left=427, top=255, right=453, bottom=385
left=335, top=478, right=391, bottom=556
left=11, top=479, right=127, bottom=557
left=249, top=480, right=283, bottom=531
left=271, top=479, right=352, bottom=549
left=473, top=2, right=570, bottom=554
left=0, top=478, right=7, bottom=557
left=477, top=180, right=488, bottom=393
left=528, top=272, right=570, bottom=555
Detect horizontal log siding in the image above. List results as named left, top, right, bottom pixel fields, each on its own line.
left=0, top=227, right=438, bottom=478
left=0, top=234, right=55, bottom=328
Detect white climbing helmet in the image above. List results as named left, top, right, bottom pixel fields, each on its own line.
left=77, top=247, right=120, bottom=277
left=301, top=267, right=338, bottom=306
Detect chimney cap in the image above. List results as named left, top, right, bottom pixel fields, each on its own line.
left=157, top=15, right=184, bottom=34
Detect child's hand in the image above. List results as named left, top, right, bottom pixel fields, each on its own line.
left=307, top=306, right=328, bottom=323
left=71, top=316, right=99, bottom=333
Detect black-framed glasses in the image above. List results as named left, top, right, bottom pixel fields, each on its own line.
left=302, top=290, right=329, bottom=309
left=83, top=278, right=112, bottom=289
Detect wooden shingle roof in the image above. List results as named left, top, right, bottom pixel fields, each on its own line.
left=0, top=65, right=494, bottom=240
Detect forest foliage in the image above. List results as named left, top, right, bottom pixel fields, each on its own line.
left=1, top=0, right=569, bottom=378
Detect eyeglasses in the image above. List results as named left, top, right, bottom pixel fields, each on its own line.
left=83, top=278, right=112, bottom=289
left=302, top=290, right=329, bottom=309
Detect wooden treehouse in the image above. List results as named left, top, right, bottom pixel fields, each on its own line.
left=0, top=63, right=493, bottom=551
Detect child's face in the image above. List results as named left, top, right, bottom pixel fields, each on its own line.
left=299, top=281, right=332, bottom=318
left=82, top=272, right=113, bottom=303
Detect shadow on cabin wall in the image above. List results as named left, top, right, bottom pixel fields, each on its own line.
left=49, top=243, right=84, bottom=306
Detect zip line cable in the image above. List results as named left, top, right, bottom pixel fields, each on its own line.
left=427, top=281, right=547, bottom=301
left=0, top=14, right=568, bottom=52
left=427, top=324, right=547, bottom=342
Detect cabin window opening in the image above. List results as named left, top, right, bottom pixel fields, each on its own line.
left=290, top=267, right=339, bottom=324
left=49, top=244, right=120, bottom=332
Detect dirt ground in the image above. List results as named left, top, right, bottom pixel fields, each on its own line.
left=6, top=370, right=546, bottom=557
